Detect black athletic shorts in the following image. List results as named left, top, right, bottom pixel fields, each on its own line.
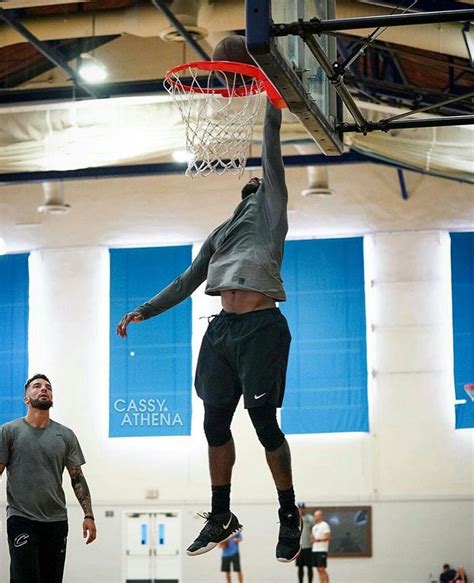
left=296, top=547, right=313, bottom=567
left=221, top=553, right=241, bottom=572
left=313, top=551, right=328, bottom=568
left=195, top=308, right=291, bottom=410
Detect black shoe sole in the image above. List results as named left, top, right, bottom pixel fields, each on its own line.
left=186, top=525, right=243, bottom=557
left=277, top=547, right=301, bottom=563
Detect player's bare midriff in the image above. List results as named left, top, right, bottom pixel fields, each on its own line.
left=220, top=289, right=276, bottom=314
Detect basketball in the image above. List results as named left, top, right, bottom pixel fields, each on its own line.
left=212, top=34, right=255, bottom=66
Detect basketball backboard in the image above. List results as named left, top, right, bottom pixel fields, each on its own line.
left=246, top=0, right=343, bottom=155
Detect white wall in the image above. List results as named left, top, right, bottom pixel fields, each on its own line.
left=0, top=231, right=473, bottom=583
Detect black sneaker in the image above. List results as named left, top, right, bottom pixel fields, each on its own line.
left=186, top=511, right=242, bottom=556
left=276, top=507, right=302, bottom=562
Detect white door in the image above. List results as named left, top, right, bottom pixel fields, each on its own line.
left=124, top=511, right=181, bottom=583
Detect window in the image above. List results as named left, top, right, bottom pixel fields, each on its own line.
left=0, top=254, right=29, bottom=425
left=451, top=233, right=474, bottom=429
left=109, top=246, right=192, bottom=437
left=280, top=238, right=368, bottom=434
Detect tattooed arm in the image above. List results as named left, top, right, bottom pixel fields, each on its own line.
left=68, top=466, right=97, bottom=544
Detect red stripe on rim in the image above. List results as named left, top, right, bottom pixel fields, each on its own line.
left=165, top=60, right=286, bottom=108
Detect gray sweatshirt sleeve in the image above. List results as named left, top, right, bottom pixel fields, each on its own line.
left=134, top=236, right=214, bottom=319
left=261, top=100, right=288, bottom=228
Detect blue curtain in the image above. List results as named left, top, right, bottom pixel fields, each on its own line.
left=451, top=233, right=474, bottom=429
left=109, top=246, right=192, bottom=437
left=0, top=254, right=29, bottom=425
left=280, top=238, right=368, bottom=434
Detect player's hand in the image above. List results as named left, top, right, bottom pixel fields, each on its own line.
left=116, top=312, right=144, bottom=338
left=83, top=517, right=97, bottom=544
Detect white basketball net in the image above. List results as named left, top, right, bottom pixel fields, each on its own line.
left=164, top=65, right=265, bottom=177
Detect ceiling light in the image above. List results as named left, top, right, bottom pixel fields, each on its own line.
left=78, top=53, right=108, bottom=84
left=301, top=166, right=333, bottom=197
left=37, top=182, right=71, bottom=215
left=172, top=150, right=193, bottom=163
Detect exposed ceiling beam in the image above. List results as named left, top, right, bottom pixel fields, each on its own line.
left=0, top=6, right=97, bottom=97
left=0, top=151, right=471, bottom=185
left=355, top=1, right=474, bottom=12
left=1, top=35, right=118, bottom=89
left=0, top=0, right=89, bottom=9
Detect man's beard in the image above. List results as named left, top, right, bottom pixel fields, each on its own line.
left=29, top=397, right=52, bottom=410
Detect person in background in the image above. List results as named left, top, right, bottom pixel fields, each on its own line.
left=219, top=532, right=243, bottom=583
left=311, top=509, right=331, bottom=583
left=440, top=564, right=458, bottom=583
left=296, top=502, right=315, bottom=583
left=0, top=374, right=96, bottom=583
left=453, top=567, right=468, bottom=583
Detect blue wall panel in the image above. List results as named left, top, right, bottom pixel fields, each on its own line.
left=110, top=247, right=192, bottom=437
left=280, top=238, right=368, bottom=434
left=451, top=233, right=474, bottom=429
left=0, top=254, right=29, bottom=425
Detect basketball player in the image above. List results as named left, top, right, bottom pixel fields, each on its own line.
left=0, top=374, right=96, bottom=583
left=117, top=99, right=301, bottom=562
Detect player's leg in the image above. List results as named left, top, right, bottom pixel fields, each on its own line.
left=7, top=516, right=40, bottom=583
left=222, top=556, right=231, bottom=583
left=38, top=521, right=68, bottom=583
left=189, top=316, right=243, bottom=556
left=232, top=553, right=243, bottom=583
left=298, top=548, right=313, bottom=583
left=296, top=549, right=303, bottom=582
left=206, top=403, right=236, bottom=514
left=237, top=309, right=300, bottom=562
left=247, top=405, right=300, bottom=562
left=187, top=402, right=242, bottom=556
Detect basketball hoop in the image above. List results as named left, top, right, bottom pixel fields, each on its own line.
left=164, top=61, right=285, bottom=177
left=464, top=383, right=474, bottom=402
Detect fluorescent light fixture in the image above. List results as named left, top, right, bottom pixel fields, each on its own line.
left=172, top=150, right=193, bottom=163
left=78, top=54, right=108, bottom=84
left=0, top=236, right=6, bottom=255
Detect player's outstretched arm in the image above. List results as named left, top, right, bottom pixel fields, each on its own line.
left=261, top=99, right=288, bottom=228
left=68, top=466, right=97, bottom=544
left=116, top=236, right=215, bottom=337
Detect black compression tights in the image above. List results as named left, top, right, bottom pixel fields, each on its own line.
left=203, top=402, right=285, bottom=451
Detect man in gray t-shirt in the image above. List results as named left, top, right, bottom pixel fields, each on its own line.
left=117, top=100, right=301, bottom=563
left=0, top=373, right=97, bottom=583
left=296, top=503, right=315, bottom=583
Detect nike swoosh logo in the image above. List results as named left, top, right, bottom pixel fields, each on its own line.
left=254, top=393, right=266, bottom=400
left=222, top=516, right=232, bottom=530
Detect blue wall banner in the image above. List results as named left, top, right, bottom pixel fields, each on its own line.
left=0, top=254, right=29, bottom=425
left=451, top=233, right=474, bottom=429
left=280, top=238, right=368, bottom=434
left=109, top=246, right=192, bottom=437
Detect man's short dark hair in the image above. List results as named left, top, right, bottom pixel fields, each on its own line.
left=443, top=564, right=450, bottom=569
left=24, top=373, right=52, bottom=393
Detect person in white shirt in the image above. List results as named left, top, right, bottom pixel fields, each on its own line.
left=311, top=510, right=331, bottom=583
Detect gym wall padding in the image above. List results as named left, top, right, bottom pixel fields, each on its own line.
left=0, top=254, right=29, bottom=425
left=451, top=232, right=474, bottom=429
left=280, top=238, right=369, bottom=434
left=109, top=246, right=192, bottom=437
